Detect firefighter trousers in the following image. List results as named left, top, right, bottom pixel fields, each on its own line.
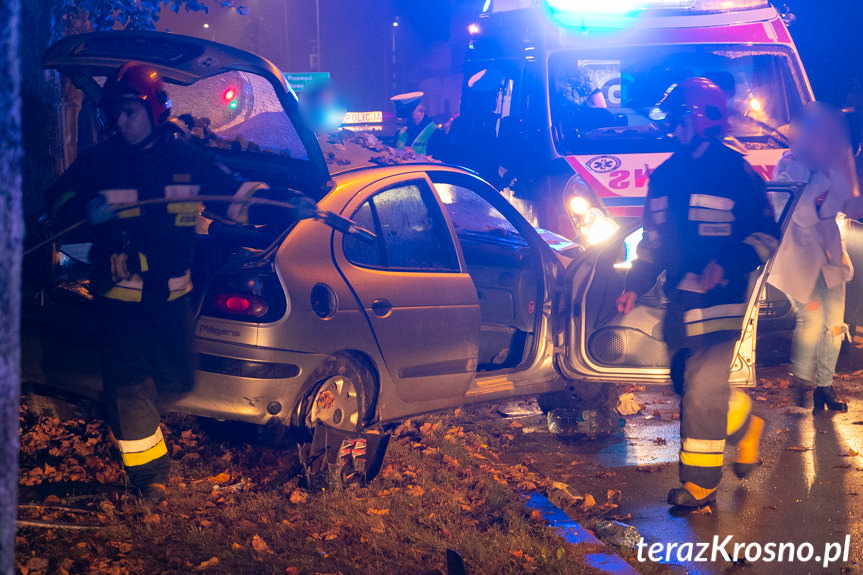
left=96, top=296, right=193, bottom=488
left=670, top=339, right=754, bottom=489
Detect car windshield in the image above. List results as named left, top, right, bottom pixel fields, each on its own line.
left=548, top=45, right=806, bottom=155
left=167, top=70, right=308, bottom=159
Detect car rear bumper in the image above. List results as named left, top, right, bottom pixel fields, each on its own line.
left=160, top=338, right=328, bottom=425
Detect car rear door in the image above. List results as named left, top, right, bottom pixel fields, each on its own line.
left=557, top=182, right=801, bottom=386
left=333, top=173, right=481, bottom=403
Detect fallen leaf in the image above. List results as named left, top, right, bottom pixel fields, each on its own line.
left=406, top=485, right=425, bottom=497
left=509, top=420, right=524, bottom=429
left=606, top=489, right=622, bottom=504
left=196, top=557, right=219, bottom=570
left=529, top=510, right=544, bottom=523
left=367, top=508, right=390, bottom=516
left=208, top=472, right=230, bottom=484
left=580, top=493, right=596, bottom=510
left=251, top=534, right=272, bottom=554
left=841, top=449, right=859, bottom=457
left=691, top=505, right=712, bottom=515
left=289, top=490, right=309, bottom=504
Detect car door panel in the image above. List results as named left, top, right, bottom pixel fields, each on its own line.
left=559, top=183, right=802, bottom=385
left=334, top=175, right=481, bottom=403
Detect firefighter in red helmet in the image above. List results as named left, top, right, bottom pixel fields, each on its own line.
left=617, top=77, right=780, bottom=509
left=47, top=62, right=242, bottom=502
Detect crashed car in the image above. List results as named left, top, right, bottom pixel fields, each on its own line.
left=23, top=31, right=800, bottom=435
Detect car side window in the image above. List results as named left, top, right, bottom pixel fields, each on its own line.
left=343, top=201, right=384, bottom=267
left=433, top=182, right=528, bottom=247
left=344, top=181, right=460, bottom=272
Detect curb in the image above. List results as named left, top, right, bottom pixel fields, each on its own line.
left=524, top=493, right=642, bottom=575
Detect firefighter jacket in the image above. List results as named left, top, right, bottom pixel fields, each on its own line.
left=49, top=131, right=240, bottom=303
left=625, top=140, right=780, bottom=349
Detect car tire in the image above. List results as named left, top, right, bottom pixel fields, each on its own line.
left=290, top=353, right=377, bottom=437
left=537, top=381, right=615, bottom=414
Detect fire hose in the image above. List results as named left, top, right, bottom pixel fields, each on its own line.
left=24, top=194, right=376, bottom=257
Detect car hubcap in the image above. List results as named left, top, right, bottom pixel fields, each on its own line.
left=309, top=376, right=360, bottom=431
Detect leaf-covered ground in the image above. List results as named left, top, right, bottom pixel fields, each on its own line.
left=16, top=399, right=613, bottom=575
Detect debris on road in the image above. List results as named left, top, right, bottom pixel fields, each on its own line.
left=546, top=408, right=625, bottom=438
left=615, top=393, right=645, bottom=416
left=594, top=519, right=641, bottom=549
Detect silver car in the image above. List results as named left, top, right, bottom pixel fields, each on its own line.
left=25, top=32, right=799, bottom=434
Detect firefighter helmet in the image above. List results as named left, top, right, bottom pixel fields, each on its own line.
left=102, top=62, right=171, bottom=126
left=659, top=77, right=728, bottom=138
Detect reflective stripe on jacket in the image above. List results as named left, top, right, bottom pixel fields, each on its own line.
left=625, top=140, right=780, bottom=348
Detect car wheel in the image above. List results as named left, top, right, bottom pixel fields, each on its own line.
left=291, top=354, right=376, bottom=435
left=537, top=382, right=616, bottom=414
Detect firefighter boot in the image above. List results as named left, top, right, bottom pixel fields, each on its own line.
left=141, top=483, right=167, bottom=504
left=733, top=415, right=764, bottom=479
left=667, top=482, right=717, bottom=508
left=792, top=376, right=814, bottom=410
left=813, top=386, right=848, bottom=413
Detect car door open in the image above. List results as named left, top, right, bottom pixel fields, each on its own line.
left=558, top=182, right=802, bottom=387
left=333, top=175, right=482, bottom=404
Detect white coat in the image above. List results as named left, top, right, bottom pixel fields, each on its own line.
left=768, top=152, right=854, bottom=304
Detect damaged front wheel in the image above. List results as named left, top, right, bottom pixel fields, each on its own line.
left=291, top=354, right=377, bottom=438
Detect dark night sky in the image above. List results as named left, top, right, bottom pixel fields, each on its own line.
left=159, top=1, right=863, bottom=113
left=159, top=1, right=478, bottom=111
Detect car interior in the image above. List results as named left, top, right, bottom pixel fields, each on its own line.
left=429, top=176, right=545, bottom=373
left=579, top=228, right=671, bottom=368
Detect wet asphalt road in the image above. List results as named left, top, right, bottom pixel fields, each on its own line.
left=468, top=370, right=863, bottom=575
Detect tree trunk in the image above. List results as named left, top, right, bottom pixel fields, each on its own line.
left=0, top=0, right=23, bottom=573
left=21, top=0, right=63, bottom=221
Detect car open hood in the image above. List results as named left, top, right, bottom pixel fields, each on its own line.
left=43, top=31, right=331, bottom=189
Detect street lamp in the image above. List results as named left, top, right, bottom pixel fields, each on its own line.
left=310, top=0, right=322, bottom=71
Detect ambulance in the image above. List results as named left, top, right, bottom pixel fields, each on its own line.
left=463, top=0, right=809, bottom=244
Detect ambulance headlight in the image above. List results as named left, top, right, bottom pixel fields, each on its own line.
left=569, top=195, right=591, bottom=216
left=581, top=208, right=619, bottom=245
left=568, top=197, right=619, bottom=245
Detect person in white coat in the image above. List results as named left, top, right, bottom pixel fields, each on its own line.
left=769, top=102, right=860, bottom=412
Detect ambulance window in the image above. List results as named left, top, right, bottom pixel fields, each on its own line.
left=548, top=45, right=806, bottom=154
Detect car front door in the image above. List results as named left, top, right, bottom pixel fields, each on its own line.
left=557, top=183, right=801, bottom=387
left=333, top=174, right=481, bottom=403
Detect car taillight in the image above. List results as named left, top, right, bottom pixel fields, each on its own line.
left=212, top=293, right=269, bottom=318
left=201, top=264, right=288, bottom=323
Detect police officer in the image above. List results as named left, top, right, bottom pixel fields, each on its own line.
left=447, top=68, right=503, bottom=188
left=48, top=62, right=241, bottom=502
left=390, top=91, right=448, bottom=158
left=617, top=78, right=780, bottom=508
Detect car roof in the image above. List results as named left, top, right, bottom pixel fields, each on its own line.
left=330, top=162, right=483, bottom=189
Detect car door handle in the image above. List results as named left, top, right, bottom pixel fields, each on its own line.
left=371, top=299, right=392, bottom=317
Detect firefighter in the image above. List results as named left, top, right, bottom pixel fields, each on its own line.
left=47, top=62, right=242, bottom=502
left=390, top=91, right=448, bottom=158
left=616, top=78, right=780, bottom=508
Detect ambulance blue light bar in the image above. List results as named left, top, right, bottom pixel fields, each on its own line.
left=544, top=0, right=767, bottom=15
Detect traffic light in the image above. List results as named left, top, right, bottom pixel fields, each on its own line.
left=223, top=87, right=238, bottom=110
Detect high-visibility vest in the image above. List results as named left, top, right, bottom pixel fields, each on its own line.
left=395, top=122, right=437, bottom=155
